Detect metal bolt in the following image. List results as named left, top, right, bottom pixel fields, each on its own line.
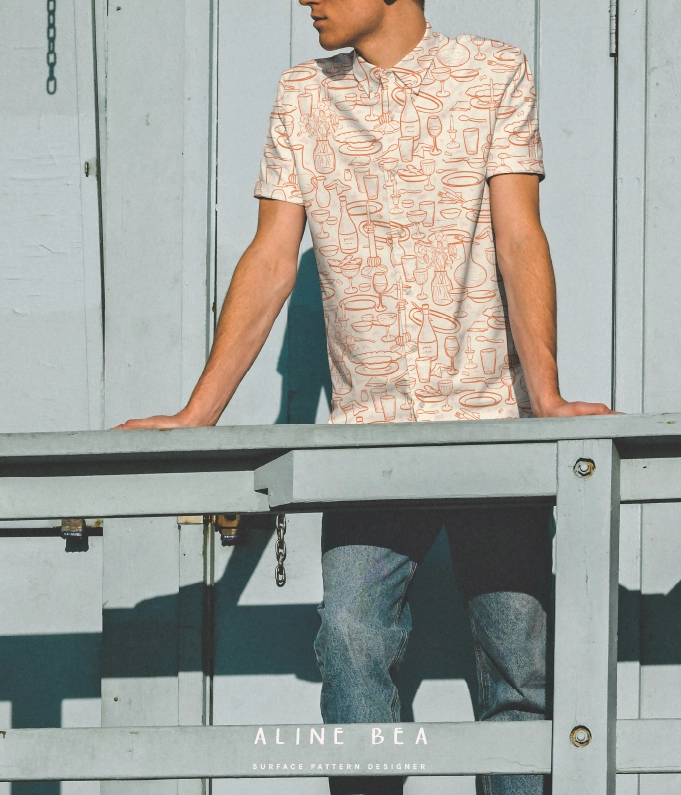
left=573, top=458, right=596, bottom=479
left=570, top=726, right=592, bottom=747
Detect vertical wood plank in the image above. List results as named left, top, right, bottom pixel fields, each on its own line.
left=101, top=519, right=180, bottom=795
left=215, top=0, right=292, bottom=425
left=553, top=440, right=620, bottom=793
left=639, top=5, right=681, bottom=791
left=178, top=524, right=208, bottom=795
left=614, top=0, right=647, bottom=416
left=539, top=1, right=616, bottom=405
left=613, top=9, right=647, bottom=792
left=102, top=0, right=214, bottom=792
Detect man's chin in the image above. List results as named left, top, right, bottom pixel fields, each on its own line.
left=317, top=32, right=351, bottom=51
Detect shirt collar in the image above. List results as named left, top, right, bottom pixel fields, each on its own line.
left=351, top=21, right=445, bottom=96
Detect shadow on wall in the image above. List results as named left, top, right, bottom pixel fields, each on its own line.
left=276, top=248, right=332, bottom=425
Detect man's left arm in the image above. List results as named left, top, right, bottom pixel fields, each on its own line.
left=489, top=174, right=615, bottom=418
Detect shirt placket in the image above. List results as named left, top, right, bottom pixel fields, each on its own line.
left=378, top=69, right=420, bottom=421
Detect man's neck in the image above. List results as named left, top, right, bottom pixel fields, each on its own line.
left=353, top=7, right=427, bottom=69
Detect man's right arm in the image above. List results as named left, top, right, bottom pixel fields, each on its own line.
left=115, top=198, right=306, bottom=429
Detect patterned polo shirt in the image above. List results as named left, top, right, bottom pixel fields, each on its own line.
left=255, top=22, right=544, bottom=424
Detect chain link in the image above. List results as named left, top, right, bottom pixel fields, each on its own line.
left=46, top=0, right=57, bottom=94
left=274, top=514, right=287, bottom=587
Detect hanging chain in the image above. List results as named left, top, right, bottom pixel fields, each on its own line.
left=46, top=0, right=57, bottom=94
left=274, top=514, right=287, bottom=587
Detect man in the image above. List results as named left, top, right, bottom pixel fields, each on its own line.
left=118, top=0, right=613, bottom=792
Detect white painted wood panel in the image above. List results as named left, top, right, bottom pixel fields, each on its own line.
left=539, top=0, right=615, bottom=405
left=0, top=0, right=103, bottom=433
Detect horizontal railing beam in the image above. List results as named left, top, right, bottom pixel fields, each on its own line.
left=1, top=413, right=681, bottom=466
left=0, top=722, right=551, bottom=780
left=1, top=720, right=679, bottom=780
left=255, top=445, right=557, bottom=509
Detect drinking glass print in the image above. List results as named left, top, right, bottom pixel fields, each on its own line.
left=486, top=247, right=501, bottom=282
left=422, top=159, right=436, bottom=191
left=416, top=356, right=432, bottom=383
left=419, top=201, right=435, bottom=227
left=342, top=260, right=361, bottom=294
left=417, top=55, right=436, bottom=84
left=414, top=268, right=428, bottom=300
left=463, top=128, right=480, bottom=155
left=371, top=388, right=387, bottom=412
left=431, top=66, right=451, bottom=97
left=427, top=116, right=443, bottom=155
left=311, top=209, right=330, bottom=239
left=363, top=174, right=380, bottom=223
left=377, top=312, right=397, bottom=342
left=266, top=164, right=282, bottom=185
left=408, top=209, right=427, bottom=239
left=354, top=167, right=370, bottom=193
left=373, top=270, right=388, bottom=311
left=360, top=91, right=381, bottom=121
left=398, top=136, right=414, bottom=163
left=481, top=347, right=497, bottom=375
left=401, top=254, right=417, bottom=282
left=396, top=378, right=417, bottom=420
left=449, top=288, right=467, bottom=318
left=471, top=35, right=486, bottom=60
left=500, top=358, right=517, bottom=404
left=380, top=157, right=398, bottom=190
left=380, top=394, right=396, bottom=422
left=298, top=92, right=313, bottom=117
left=444, top=336, right=460, bottom=374
left=438, top=380, right=453, bottom=411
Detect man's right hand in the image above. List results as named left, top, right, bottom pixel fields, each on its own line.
left=113, top=199, right=306, bottom=432
left=113, top=409, right=211, bottom=430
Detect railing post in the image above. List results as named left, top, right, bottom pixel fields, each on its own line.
left=553, top=439, right=621, bottom=792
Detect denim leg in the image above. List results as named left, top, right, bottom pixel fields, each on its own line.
left=446, top=506, right=553, bottom=795
left=315, top=509, right=441, bottom=795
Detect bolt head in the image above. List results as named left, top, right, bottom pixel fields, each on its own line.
left=573, top=458, right=596, bottom=478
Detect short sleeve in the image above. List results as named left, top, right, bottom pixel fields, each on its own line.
left=486, top=53, right=545, bottom=182
left=254, top=102, right=305, bottom=205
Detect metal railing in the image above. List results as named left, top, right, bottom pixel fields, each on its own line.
left=2, top=413, right=681, bottom=791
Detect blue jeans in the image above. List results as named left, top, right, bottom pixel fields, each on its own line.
left=314, top=506, right=553, bottom=795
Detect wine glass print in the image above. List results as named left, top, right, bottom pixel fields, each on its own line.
left=427, top=116, right=443, bottom=155
left=373, top=269, right=388, bottom=311
left=500, top=357, right=517, bottom=404
left=444, top=335, right=460, bottom=374
left=311, top=209, right=330, bottom=239
left=380, top=157, right=397, bottom=189
left=396, top=378, right=417, bottom=421
left=438, top=380, right=454, bottom=411
left=486, top=248, right=501, bottom=282
left=471, top=35, right=486, bottom=61
left=421, top=159, right=436, bottom=191
left=407, top=209, right=427, bottom=239
left=414, top=268, right=428, bottom=300
left=360, top=90, right=381, bottom=121
left=342, top=260, right=361, bottom=294
left=417, top=55, right=436, bottom=84
left=431, top=66, right=451, bottom=97
left=377, top=312, right=397, bottom=342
